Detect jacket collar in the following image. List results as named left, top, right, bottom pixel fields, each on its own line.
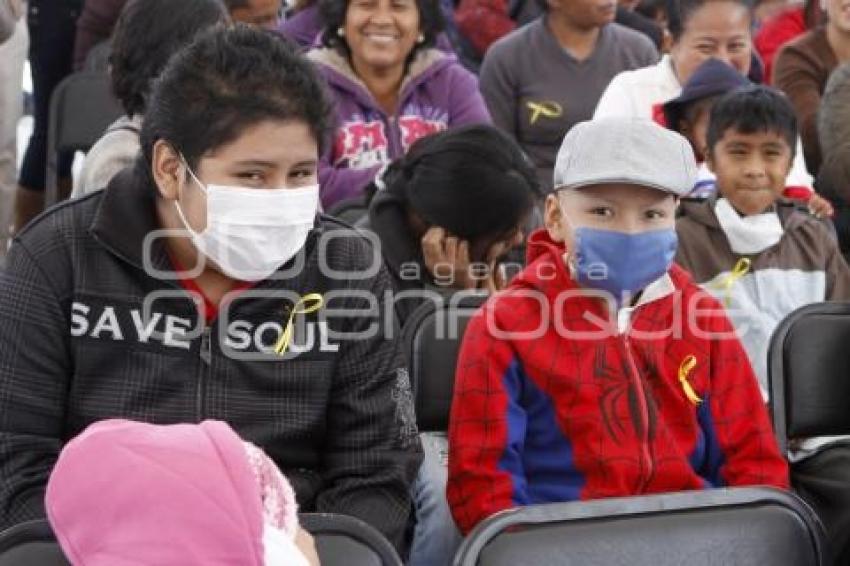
left=678, top=195, right=812, bottom=233
left=367, top=188, right=423, bottom=283
left=89, top=167, right=172, bottom=273
left=308, top=47, right=452, bottom=109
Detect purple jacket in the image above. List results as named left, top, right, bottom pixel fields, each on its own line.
left=309, top=48, right=491, bottom=208
left=278, top=4, right=323, bottom=50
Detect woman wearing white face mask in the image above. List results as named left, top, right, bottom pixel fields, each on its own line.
left=0, top=25, right=422, bottom=554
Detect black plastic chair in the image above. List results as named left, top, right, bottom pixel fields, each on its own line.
left=0, top=514, right=403, bottom=566
left=453, top=487, right=829, bottom=566
left=300, top=512, right=403, bottom=566
left=767, top=302, right=850, bottom=455
left=45, top=71, right=124, bottom=206
left=402, top=292, right=488, bottom=432
left=0, top=520, right=69, bottom=566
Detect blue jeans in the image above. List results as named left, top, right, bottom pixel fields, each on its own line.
left=409, top=432, right=463, bottom=566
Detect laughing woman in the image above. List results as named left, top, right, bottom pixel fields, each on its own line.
left=309, top=0, right=490, bottom=209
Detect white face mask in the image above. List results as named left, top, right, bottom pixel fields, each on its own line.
left=175, top=163, right=319, bottom=281
left=714, top=197, right=784, bottom=255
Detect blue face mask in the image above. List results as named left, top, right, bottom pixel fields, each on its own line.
left=572, top=227, right=678, bottom=303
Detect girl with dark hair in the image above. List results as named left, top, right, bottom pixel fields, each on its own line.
left=594, top=0, right=818, bottom=202
left=0, top=25, right=421, bottom=553
left=73, top=0, right=229, bottom=197
left=368, top=123, right=541, bottom=325
left=365, top=125, right=541, bottom=566
left=309, top=0, right=490, bottom=208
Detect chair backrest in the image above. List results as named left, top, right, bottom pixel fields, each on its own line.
left=0, top=515, right=403, bottom=566
left=402, top=293, right=488, bottom=432
left=326, top=196, right=369, bottom=226
left=45, top=71, right=124, bottom=205
left=300, top=513, right=403, bottom=566
left=454, top=488, right=829, bottom=566
left=767, top=301, right=850, bottom=454
left=0, top=520, right=69, bottom=566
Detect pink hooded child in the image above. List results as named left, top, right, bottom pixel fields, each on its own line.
left=45, top=419, right=312, bottom=566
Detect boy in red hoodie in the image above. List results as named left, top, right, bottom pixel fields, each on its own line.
left=447, top=117, right=789, bottom=535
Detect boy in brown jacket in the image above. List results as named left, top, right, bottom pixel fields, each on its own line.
left=676, top=84, right=850, bottom=563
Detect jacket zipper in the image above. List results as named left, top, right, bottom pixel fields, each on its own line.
left=95, top=239, right=213, bottom=421
left=386, top=114, right=401, bottom=160
left=620, top=332, right=654, bottom=493
left=195, top=326, right=212, bottom=420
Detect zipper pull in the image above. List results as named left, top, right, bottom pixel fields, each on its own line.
left=200, top=327, right=212, bottom=365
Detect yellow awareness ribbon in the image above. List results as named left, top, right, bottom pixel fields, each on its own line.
left=274, top=293, right=324, bottom=356
left=527, top=101, right=563, bottom=125
left=717, top=257, right=751, bottom=307
left=678, top=355, right=702, bottom=405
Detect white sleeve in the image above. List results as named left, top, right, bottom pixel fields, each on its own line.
left=593, top=73, right=636, bottom=119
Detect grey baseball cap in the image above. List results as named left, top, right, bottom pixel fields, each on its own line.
left=553, top=118, right=698, bottom=196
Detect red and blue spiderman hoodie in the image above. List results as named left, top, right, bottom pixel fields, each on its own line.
left=447, top=229, right=789, bottom=534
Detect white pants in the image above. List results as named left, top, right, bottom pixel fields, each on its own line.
left=0, top=14, right=28, bottom=255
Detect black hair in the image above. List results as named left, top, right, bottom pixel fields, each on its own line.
left=223, top=0, right=250, bottom=8
left=318, top=0, right=444, bottom=56
left=636, top=0, right=666, bottom=21
left=109, top=0, right=228, bottom=117
left=705, top=85, right=797, bottom=156
left=666, top=0, right=750, bottom=42
left=139, top=25, right=332, bottom=177
left=382, top=124, right=541, bottom=244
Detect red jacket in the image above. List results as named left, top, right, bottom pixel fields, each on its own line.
left=447, top=229, right=789, bottom=534
left=454, top=0, right=516, bottom=56
left=754, top=7, right=807, bottom=85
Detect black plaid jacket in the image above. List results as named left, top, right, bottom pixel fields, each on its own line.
left=0, top=169, right=422, bottom=549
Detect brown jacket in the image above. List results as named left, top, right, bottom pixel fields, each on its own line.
left=773, top=27, right=838, bottom=175
left=676, top=197, right=850, bottom=394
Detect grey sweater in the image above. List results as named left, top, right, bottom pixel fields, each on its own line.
left=479, top=18, right=658, bottom=190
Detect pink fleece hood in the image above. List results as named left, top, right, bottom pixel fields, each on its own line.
left=45, top=420, right=301, bottom=566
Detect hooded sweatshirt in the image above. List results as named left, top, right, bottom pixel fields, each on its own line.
left=0, top=168, right=422, bottom=549
left=309, top=47, right=491, bottom=208
left=278, top=4, right=323, bottom=49
left=46, top=419, right=307, bottom=566
left=592, top=55, right=816, bottom=197
left=676, top=198, right=850, bottom=396
left=676, top=198, right=850, bottom=460
left=447, top=228, right=789, bottom=535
